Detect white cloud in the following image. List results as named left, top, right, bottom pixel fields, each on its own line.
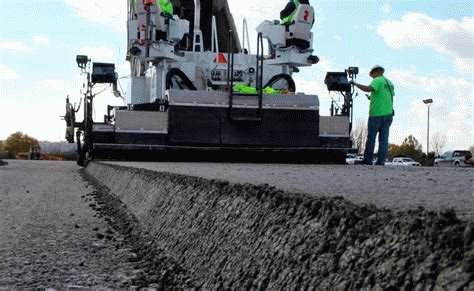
left=229, top=0, right=325, bottom=53
left=64, top=0, right=127, bottom=32
left=0, top=75, right=124, bottom=141
left=229, top=0, right=295, bottom=52
left=294, top=58, right=337, bottom=114
left=378, top=13, right=474, bottom=72
left=78, top=47, right=115, bottom=62
left=382, top=3, right=391, bottom=14
left=0, top=78, right=70, bottom=141
left=0, top=41, right=32, bottom=53
left=38, top=79, right=67, bottom=90
left=32, top=35, right=49, bottom=46
left=388, top=68, right=473, bottom=149
left=0, top=64, right=19, bottom=80
left=294, top=78, right=326, bottom=96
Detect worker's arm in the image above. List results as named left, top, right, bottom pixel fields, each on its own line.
left=280, top=2, right=297, bottom=19
left=352, top=82, right=373, bottom=93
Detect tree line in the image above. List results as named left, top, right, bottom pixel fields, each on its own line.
left=0, top=132, right=39, bottom=156
left=0, top=132, right=82, bottom=161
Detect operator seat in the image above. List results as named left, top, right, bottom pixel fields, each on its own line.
left=285, top=3, right=314, bottom=50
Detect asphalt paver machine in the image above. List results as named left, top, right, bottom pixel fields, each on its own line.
left=65, top=0, right=357, bottom=165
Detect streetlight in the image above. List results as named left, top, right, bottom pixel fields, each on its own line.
left=423, top=99, right=434, bottom=155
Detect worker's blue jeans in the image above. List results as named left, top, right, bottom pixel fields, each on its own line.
left=363, top=115, right=393, bottom=165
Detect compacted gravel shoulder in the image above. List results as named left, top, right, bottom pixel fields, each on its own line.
left=0, top=160, right=163, bottom=288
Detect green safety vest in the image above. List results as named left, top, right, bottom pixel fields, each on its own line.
left=159, top=0, right=173, bottom=15
left=281, top=0, right=300, bottom=25
left=233, top=84, right=281, bottom=95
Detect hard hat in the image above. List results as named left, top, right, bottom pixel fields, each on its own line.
left=370, top=65, right=385, bottom=75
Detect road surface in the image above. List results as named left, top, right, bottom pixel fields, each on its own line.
left=0, top=160, right=152, bottom=288
left=1, top=160, right=472, bottom=288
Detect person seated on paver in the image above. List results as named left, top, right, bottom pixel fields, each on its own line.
left=153, top=0, right=174, bottom=41
left=132, top=0, right=174, bottom=43
left=280, top=0, right=314, bottom=49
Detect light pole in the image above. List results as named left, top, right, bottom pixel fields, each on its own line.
left=423, top=99, right=433, bottom=155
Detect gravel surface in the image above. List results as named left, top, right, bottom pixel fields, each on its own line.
left=105, top=162, right=474, bottom=219
left=0, top=160, right=178, bottom=288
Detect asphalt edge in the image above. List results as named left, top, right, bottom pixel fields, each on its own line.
left=80, top=167, right=197, bottom=289
left=85, top=161, right=474, bottom=290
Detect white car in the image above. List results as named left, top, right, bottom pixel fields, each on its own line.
left=434, top=150, right=472, bottom=167
left=388, top=157, right=421, bottom=167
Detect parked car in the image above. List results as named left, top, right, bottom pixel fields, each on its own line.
left=434, top=150, right=472, bottom=167
left=346, top=154, right=364, bottom=164
left=387, top=157, right=421, bottom=167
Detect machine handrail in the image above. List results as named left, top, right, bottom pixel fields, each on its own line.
left=227, top=29, right=235, bottom=113
left=256, top=32, right=264, bottom=118
left=226, top=31, right=264, bottom=123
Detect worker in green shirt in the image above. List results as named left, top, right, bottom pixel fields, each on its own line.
left=352, top=65, right=395, bottom=166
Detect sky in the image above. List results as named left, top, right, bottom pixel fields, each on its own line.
left=0, top=0, right=473, bottom=151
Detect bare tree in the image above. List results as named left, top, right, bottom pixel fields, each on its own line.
left=431, top=132, right=447, bottom=156
left=351, top=118, right=368, bottom=154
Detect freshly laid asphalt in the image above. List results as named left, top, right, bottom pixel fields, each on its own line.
left=106, top=161, right=474, bottom=219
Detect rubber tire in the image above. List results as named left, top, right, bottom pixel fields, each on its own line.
left=264, top=74, right=296, bottom=93
left=166, top=68, right=197, bottom=91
